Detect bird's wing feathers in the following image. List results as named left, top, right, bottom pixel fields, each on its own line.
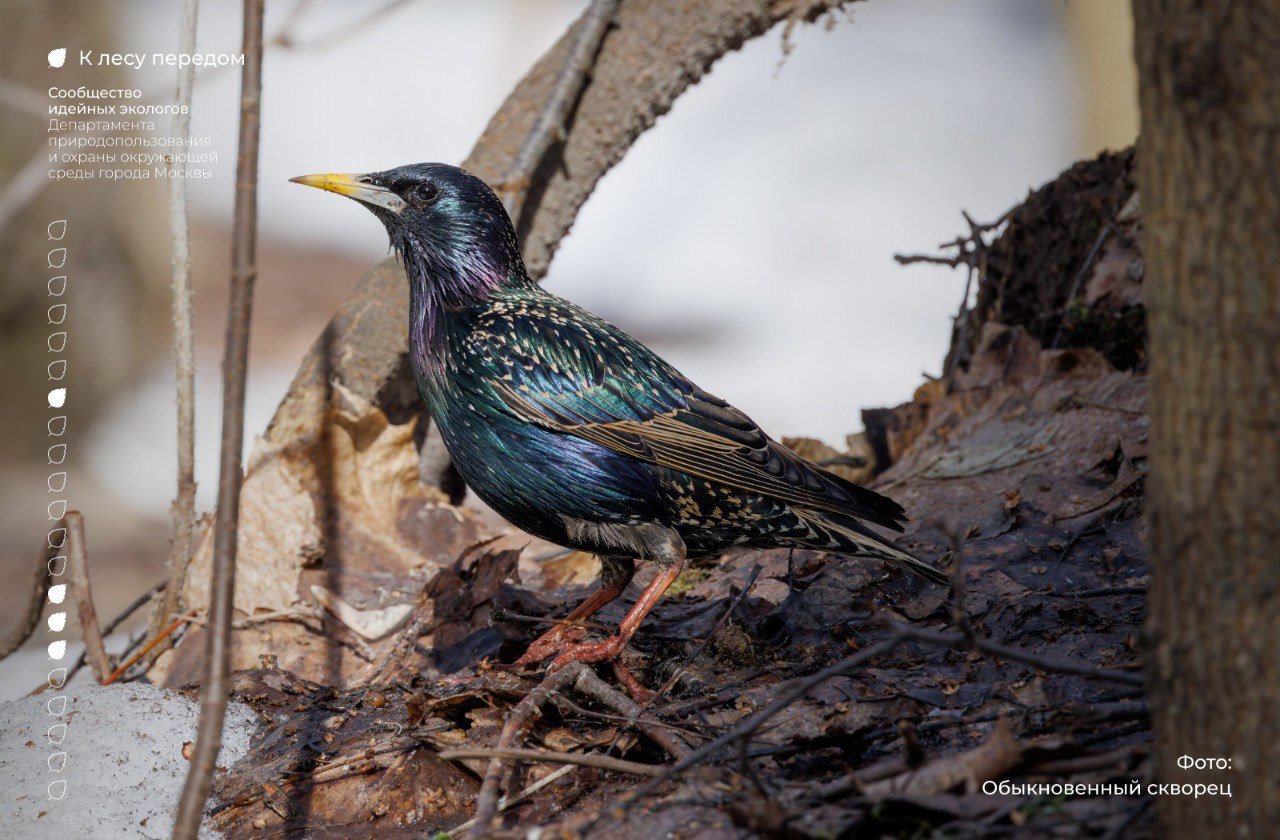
left=474, top=295, right=906, bottom=531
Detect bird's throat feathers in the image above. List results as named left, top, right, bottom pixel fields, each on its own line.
left=394, top=224, right=530, bottom=388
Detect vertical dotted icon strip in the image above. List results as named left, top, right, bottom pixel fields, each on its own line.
left=46, top=218, right=70, bottom=803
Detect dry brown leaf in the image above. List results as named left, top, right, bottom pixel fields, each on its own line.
left=182, top=440, right=322, bottom=616
left=182, top=384, right=477, bottom=618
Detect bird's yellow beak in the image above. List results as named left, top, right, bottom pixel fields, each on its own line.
left=289, top=172, right=405, bottom=213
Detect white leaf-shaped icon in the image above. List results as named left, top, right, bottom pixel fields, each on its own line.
left=48, top=48, right=67, bottom=68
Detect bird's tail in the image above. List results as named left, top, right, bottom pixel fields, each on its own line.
left=793, top=508, right=951, bottom=587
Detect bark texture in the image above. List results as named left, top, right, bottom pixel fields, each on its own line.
left=1133, top=1, right=1280, bottom=835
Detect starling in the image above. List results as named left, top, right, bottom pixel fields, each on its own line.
left=291, top=164, right=946, bottom=677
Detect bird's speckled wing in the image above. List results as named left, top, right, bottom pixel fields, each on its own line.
left=462, top=290, right=907, bottom=532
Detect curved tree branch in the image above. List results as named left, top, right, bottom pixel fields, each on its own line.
left=262, top=0, right=857, bottom=446
left=0, top=537, right=55, bottom=661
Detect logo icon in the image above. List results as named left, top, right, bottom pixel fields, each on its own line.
left=48, top=48, right=67, bottom=68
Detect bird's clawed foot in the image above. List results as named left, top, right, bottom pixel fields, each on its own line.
left=545, top=633, right=627, bottom=672
left=504, top=623, right=589, bottom=670
left=505, top=627, right=655, bottom=700
left=542, top=635, right=654, bottom=701
left=611, top=659, right=655, bottom=703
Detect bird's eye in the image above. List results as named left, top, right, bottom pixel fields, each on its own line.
left=406, top=182, right=439, bottom=207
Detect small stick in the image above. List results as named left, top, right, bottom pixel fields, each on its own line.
left=27, top=585, right=162, bottom=695
left=102, top=612, right=195, bottom=686
left=883, top=617, right=1145, bottom=686
left=489, top=605, right=612, bottom=634
left=181, top=605, right=323, bottom=629
left=572, top=666, right=692, bottom=760
left=555, top=695, right=710, bottom=738
left=64, top=513, right=111, bottom=683
left=471, top=663, right=586, bottom=830
left=439, top=747, right=664, bottom=777
left=173, top=0, right=265, bottom=836
left=499, top=0, right=620, bottom=222
left=447, top=765, right=577, bottom=838
left=0, top=533, right=56, bottom=661
left=596, top=637, right=902, bottom=832
left=145, top=0, right=202, bottom=676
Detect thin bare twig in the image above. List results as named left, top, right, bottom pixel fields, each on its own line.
left=446, top=765, right=577, bottom=838
left=895, top=209, right=1010, bottom=378
left=107, top=581, right=167, bottom=637
left=498, top=0, right=619, bottom=221
left=892, top=209, right=1010, bottom=270
left=440, top=747, right=664, bottom=777
left=489, top=605, right=613, bottom=635
left=103, top=612, right=194, bottom=686
left=460, top=660, right=691, bottom=833
left=64, top=513, right=111, bottom=683
left=1050, top=225, right=1110, bottom=349
left=472, top=662, right=587, bottom=830
left=0, top=533, right=55, bottom=661
left=572, top=665, right=693, bottom=760
left=173, top=0, right=265, bottom=836
left=554, top=694, right=711, bottom=739
left=882, top=617, right=1144, bottom=686
left=28, top=584, right=163, bottom=695
left=182, top=606, right=324, bottom=630
left=143, top=0, right=202, bottom=677
left=809, top=755, right=913, bottom=800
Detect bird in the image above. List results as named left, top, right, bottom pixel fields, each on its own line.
left=291, top=163, right=947, bottom=684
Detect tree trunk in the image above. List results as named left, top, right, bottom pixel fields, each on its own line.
left=1134, top=1, right=1280, bottom=836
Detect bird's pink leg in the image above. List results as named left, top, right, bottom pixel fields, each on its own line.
left=612, top=659, right=656, bottom=703
left=545, top=560, right=684, bottom=674
left=510, top=558, right=635, bottom=668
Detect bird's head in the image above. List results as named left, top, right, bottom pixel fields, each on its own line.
left=290, top=162, right=527, bottom=307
